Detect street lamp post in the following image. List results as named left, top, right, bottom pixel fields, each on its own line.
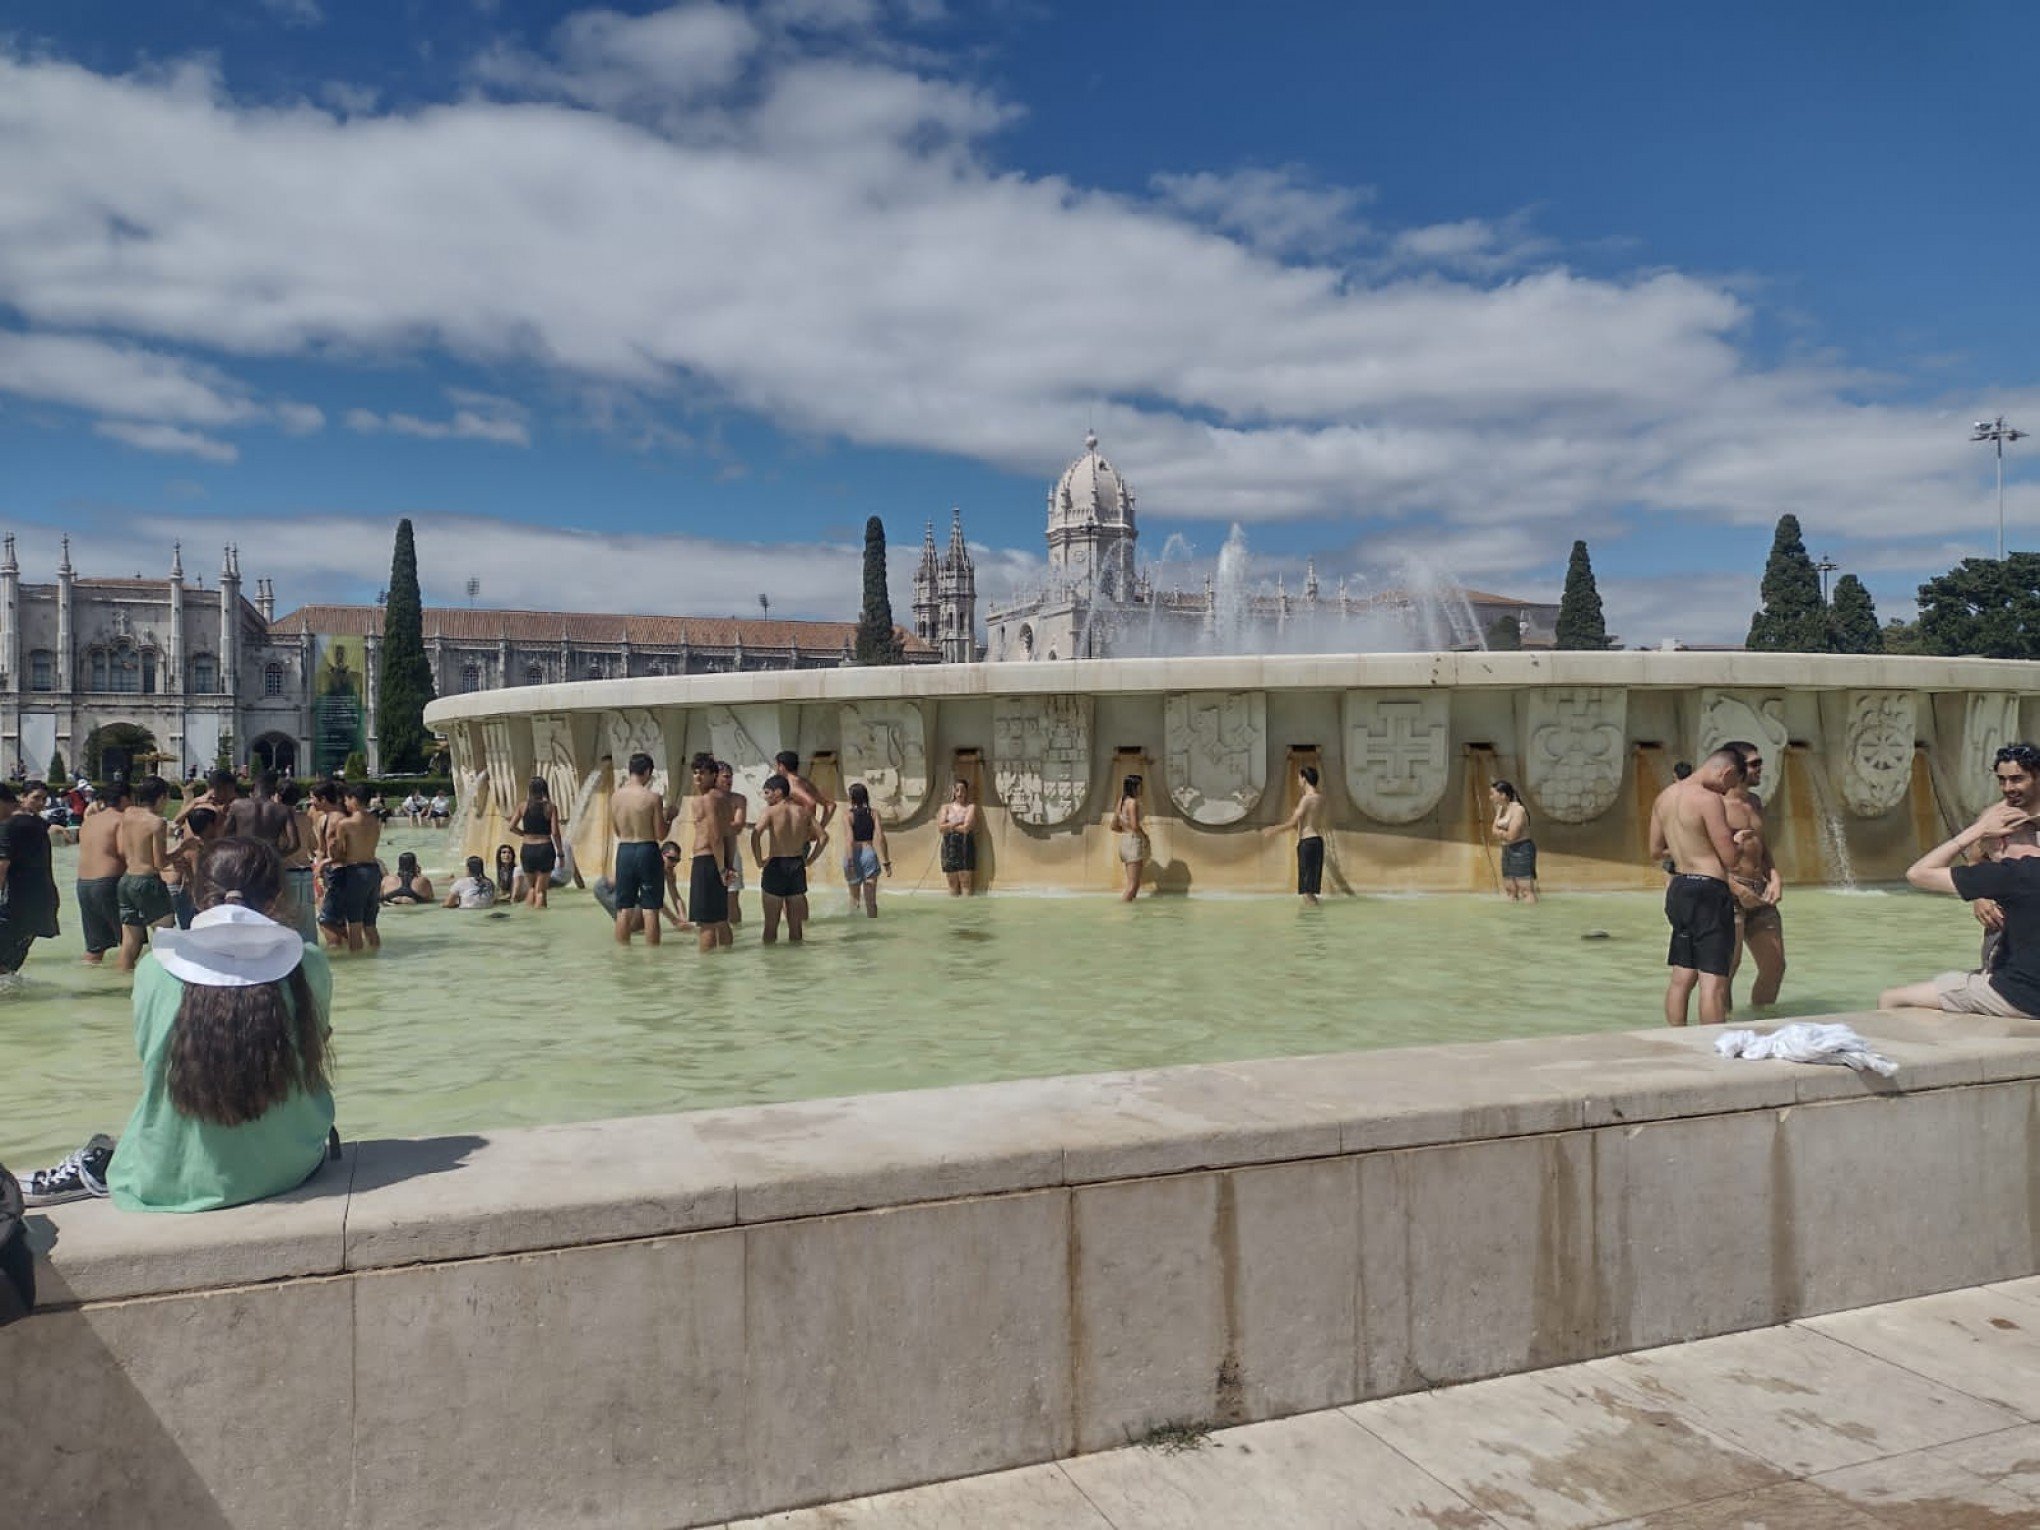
left=1972, top=416, right=2029, bottom=560
left=1815, top=554, right=1839, bottom=604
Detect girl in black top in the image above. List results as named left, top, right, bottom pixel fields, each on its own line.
left=514, top=778, right=562, bottom=909
left=841, top=781, right=891, bottom=918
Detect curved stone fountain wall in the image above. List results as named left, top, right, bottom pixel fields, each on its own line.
left=424, top=652, right=2040, bottom=893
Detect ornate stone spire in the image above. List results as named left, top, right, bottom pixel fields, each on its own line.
left=2, top=534, right=16, bottom=575
left=169, top=541, right=184, bottom=581
left=58, top=535, right=72, bottom=575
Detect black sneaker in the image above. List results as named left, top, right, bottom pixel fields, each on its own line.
left=21, top=1134, right=116, bottom=1206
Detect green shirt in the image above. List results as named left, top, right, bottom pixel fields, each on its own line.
left=109, top=943, right=336, bottom=1213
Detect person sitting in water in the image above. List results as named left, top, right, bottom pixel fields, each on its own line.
left=400, top=791, right=425, bottom=828
left=492, top=844, right=518, bottom=902
left=442, top=856, right=497, bottom=910
left=1489, top=780, right=1537, bottom=904
left=428, top=791, right=450, bottom=826
left=1881, top=799, right=2040, bottom=1018
left=18, top=836, right=336, bottom=1210
left=380, top=851, right=435, bottom=906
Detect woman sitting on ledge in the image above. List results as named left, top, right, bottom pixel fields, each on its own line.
left=19, top=837, right=336, bottom=1211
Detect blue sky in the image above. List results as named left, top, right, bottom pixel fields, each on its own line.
left=2, top=0, right=2036, bottom=642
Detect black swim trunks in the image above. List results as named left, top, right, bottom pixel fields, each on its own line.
left=519, top=840, right=558, bottom=878
left=1501, top=838, right=1538, bottom=881
left=320, top=864, right=379, bottom=928
left=612, top=841, right=663, bottom=911
left=761, top=855, right=807, bottom=900
left=689, top=853, right=730, bottom=926
left=1297, top=836, right=1324, bottom=896
left=940, top=830, right=975, bottom=874
left=77, top=875, right=120, bottom=957
left=1665, top=874, right=1737, bottom=977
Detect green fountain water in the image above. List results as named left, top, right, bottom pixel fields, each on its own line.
left=1, top=825, right=1985, bottom=1168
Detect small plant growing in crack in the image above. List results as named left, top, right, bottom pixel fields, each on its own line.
left=1131, top=1419, right=1213, bottom=1454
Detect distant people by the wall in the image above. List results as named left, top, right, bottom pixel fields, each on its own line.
left=1882, top=799, right=2040, bottom=1019
left=608, top=752, right=673, bottom=948
left=118, top=777, right=176, bottom=973
left=1270, top=765, right=1326, bottom=906
left=444, top=856, right=498, bottom=910
left=165, top=807, right=219, bottom=929
left=1112, top=774, right=1149, bottom=903
left=401, top=791, right=426, bottom=828
left=77, top=779, right=129, bottom=966
left=1647, top=747, right=1747, bottom=1026
left=751, top=773, right=827, bottom=944
left=19, top=836, right=336, bottom=1211
left=1724, top=743, right=1784, bottom=1009
left=318, top=784, right=383, bottom=955
left=381, top=852, right=435, bottom=907
left=936, top=777, right=977, bottom=896
left=716, top=761, right=747, bottom=927
left=0, top=782, right=61, bottom=985
left=428, top=790, right=450, bottom=826
left=843, top=781, right=891, bottom=917
left=1489, top=780, right=1537, bottom=905
left=514, top=777, right=562, bottom=910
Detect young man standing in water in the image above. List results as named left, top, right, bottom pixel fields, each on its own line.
left=608, top=753, right=672, bottom=947
left=687, top=753, right=734, bottom=953
left=76, top=779, right=128, bottom=965
left=0, top=783, right=61, bottom=982
left=117, top=776, right=176, bottom=972
left=321, top=784, right=383, bottom=954
left=1267, top=764, right=1326, bottom=905
left=1724, top=741, right=1785, bottom=1009
left=1647, top=746, right=1747, bottom=1026
left=750, top=774, right=827, bottom=944
left=716, top=761, right=747, bottom=927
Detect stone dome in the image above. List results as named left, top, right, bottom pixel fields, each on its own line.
left=1050, top=432, right=1135, bottom=530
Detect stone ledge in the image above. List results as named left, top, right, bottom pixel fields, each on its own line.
left=28, top=1011, right=2040, bottom=1305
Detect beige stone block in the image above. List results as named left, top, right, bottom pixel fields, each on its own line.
left=1060, top=1408, right=1491, bottom=1529
left=1589, top=1111, right=1786, bottom=1351
left=1070, top=1174, right=1227, bottom=1452
left=349, top=1229, right=747, bottom=1530
left=1588, top=1324, right=2020, bottom=1476
left=1226, top=1157, right=1362, bottom=1419
left=723, top=1463, right=1109, bottom=1530
left=30, top=1144, right=353, bottom=1304
left=1358, top=1132, right=1597, bottom=1394
left=1812, top=1423, right=2040, bottom=1522
left=1801, top=1287, right=2040, bottom=1418
left=744, top=1190, right=1073, bottom=1510
left=344, top=1118, right=735, bottom=1270
left=1057, top=1066, right=1344, bottom=1184
left=1597, top=1481, right=1884, bottom=1529
left=7, top=1278, right=354, bottom=1530
left=1782, top=1085, right=2037, bottom=1313
left=1348, top=1366, right=1784, bottom=1530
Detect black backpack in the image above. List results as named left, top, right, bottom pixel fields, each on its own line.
left=0, top=1162, right=33, bottom=1323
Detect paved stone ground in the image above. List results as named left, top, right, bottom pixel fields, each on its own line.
left=723, top=1277, right=2040, bottom=1529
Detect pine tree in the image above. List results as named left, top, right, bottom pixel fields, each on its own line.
left=854, top=516, right=903, bottom=665
left=1828, top=574, right=1883, bottom=654
left=1484, top=613, right=1523, bottom=650
left=377, top=519, right=437, bottom=771
left=1915, top=552, right=2040, bottom=658
left=47, top=748, right=64, bottom=783
left=1554, top=540, right=1612, bottom=650
left=1746, top=514, right=1832, bottom=652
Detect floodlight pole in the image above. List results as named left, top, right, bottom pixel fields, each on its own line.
left=1972, top=415, right=2029, bottom=560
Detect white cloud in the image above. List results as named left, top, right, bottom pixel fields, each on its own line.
left=0, top=13, right=2028, bottom=648
left=258, top=0, right=325, bottom=27
left=0, top=332, right=257, bottom=426
left=345, top=392, right=530, bottom=446
left=93, top=420, right=239, bottom=462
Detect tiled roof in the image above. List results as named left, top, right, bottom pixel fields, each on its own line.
left=268, top=604, right=935, bottom=654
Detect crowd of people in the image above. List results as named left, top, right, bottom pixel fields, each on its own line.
left=13, top=739, right=2040, bottom=1225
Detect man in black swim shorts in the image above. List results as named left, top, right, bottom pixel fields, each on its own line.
left=1646, top=745, right=1747, bottom=1026
left=750, top=773, right=826, bottom=943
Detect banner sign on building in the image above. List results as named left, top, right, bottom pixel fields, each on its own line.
left=313, top=635, right=368, bottom=774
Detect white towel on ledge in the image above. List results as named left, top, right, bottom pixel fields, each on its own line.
left=1714, top=1022, right=1898, bottom=1078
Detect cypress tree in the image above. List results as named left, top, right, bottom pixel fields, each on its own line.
left=1484, top=613, right=1523, bottom=651
left=1554, top=540, right=1612, bottom=650
left=854, top=516, right=903, bottom=665
left=377, top=519, right=437, bottom=771
left=1828, top=574, right=1883, bottom=654
left=1746, top=514, right=1832, bottom=652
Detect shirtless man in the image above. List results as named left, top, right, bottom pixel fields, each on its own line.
left=750, top=774, right=827, bottom=943
left=686, top=753, right=734, bottom=952
left=1968, top=743, right=2040, bottom=972
left=320, top=783, right=383, bottom=954
left=76, top=780, right=128, bottom=965
left=1724, top=742, right=1785, bottom=1008
left=609, top=753, right=672, bottom=947
left=278, top=782, right=318, bottom=943
left=717, top=760, right=748, bottom=927
left=225, top=770, right=301, bottom=861
left=175, top=768, right=238, bottom=840
left=1267, top=764, right=1326, bottom=905
left=773, top=750, right=836, bottom=837
left=116, top=776, right=175, bottom=972
left=1881, top=800, right=2040, bottom=1017
left=1646, top=746, right=1747, bottom=1026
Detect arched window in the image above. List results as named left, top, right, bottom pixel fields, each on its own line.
left=109, top=642, right=141, bottom=694
left=264, top=662, right=286, bottom=697
left=524, top=663, right=544, bottom=687
left=460, top=663, right=481, bottom=694
left=89, top=650, right=108, bottom=690
left=141, top=649, right=158, bottom=693
left=28, top=651, right=52, bottom=691
left=192, top=654, right=217, bottom=694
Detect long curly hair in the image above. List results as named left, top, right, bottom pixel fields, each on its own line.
left=166, top=837, right=329, bottom=1127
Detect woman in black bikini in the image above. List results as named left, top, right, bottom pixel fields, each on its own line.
left=514, top=778, right=562, bottom=909
left=379, top=851, right=435, bottom=906
left=842, top=781, right=891, bottom=918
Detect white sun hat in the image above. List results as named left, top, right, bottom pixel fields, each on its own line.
left=150, top=903, right=306, bottom=987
